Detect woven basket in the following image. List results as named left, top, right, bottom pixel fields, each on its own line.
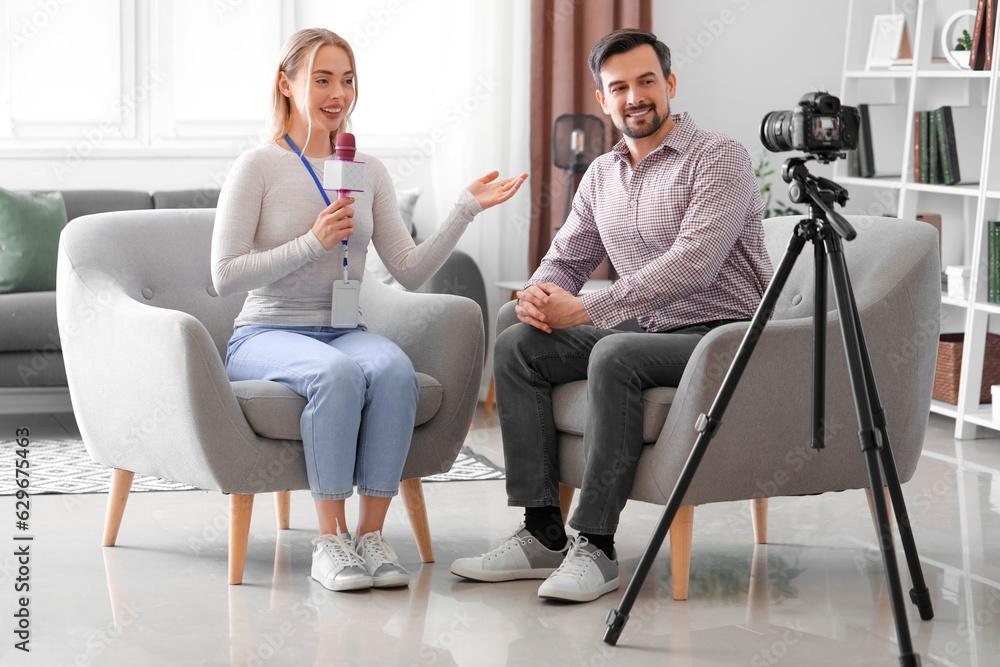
left=932, top=333, right=1000, bottom=404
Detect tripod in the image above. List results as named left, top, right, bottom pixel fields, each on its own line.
left=602, top=156, right=935, bottom=667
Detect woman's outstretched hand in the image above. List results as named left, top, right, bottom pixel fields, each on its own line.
left=468, top=171, right=528, bottom=210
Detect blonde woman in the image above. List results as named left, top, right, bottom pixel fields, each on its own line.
left=211, top=28, right=526, bottom=592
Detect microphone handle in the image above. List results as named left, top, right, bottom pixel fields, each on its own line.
left=337, top=189, right=350, bottom=281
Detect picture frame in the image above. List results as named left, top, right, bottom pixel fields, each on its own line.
left=866, top=14, right=908, bottom=70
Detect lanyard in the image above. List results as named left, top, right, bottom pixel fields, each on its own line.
left=284, top=134, right=331, bottom=205
left=284, top=134, right=349, bottom=280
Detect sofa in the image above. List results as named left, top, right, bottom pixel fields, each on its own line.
left=0, top=188, right=488, bottom=415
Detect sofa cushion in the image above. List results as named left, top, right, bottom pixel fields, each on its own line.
left=232, top=372, right=443, bottom=440
left=0, top=351, right=67, bottom=386
left=0, top=189, right=69, bottom=293
left=152, top=189, right=220, bottom=209
left=60, top=190, right=153, bottom=221
left=552, top=380, right=677, bottom=444
left=0, top=292, right=60, bottom=352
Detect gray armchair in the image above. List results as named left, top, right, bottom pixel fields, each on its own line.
left=496, top=215, right=939, bottom=599
left=56, top=207, right=484, bottom=584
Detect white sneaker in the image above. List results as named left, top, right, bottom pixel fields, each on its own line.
left=311, top=529, right=373, bottom=592
left=451, top=523, right=567, bottom=582
left=354, top=531, right=410, bottom=588
left=537, top=536, right=620, bottom=602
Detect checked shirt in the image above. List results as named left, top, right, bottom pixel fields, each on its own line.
left=527, top=112, right=773, bottom=332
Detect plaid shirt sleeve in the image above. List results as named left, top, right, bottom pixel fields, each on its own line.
left=580, top=140, right=758, bottom=328
left=524, top=167, right=608, bottom=294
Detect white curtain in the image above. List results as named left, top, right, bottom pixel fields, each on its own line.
left=429, top=0, right=532, bottom=397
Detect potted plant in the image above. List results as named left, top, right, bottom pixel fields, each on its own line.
left=941, top=9, right=976, bottom=70
left=755, top=151, right=802, bottom=220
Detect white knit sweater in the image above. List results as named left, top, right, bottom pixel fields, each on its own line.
left=211, top=142, right=483, bottom=329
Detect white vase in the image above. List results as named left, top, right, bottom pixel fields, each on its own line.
left=948, top=50, right=972, bottom=69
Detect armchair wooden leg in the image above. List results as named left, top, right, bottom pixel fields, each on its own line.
left=274, top=491, right=290, bottom=530
left=558, top=483, right=575, bottom=525
left=865, top=486, right=894, bottom=539
left=669, top=505, right=695, bottom=601
left=750, top=498, right=768, bottom=544
left=103, top=469, right=134, bottom=547
left=401, top=478, right=434, bottom=563
left=229, top=494, right=255, bottom=585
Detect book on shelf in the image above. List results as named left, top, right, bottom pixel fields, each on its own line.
left=987, top=0, right=998, bottom=71
left=990, top=220, right=998, bottom=303
left=913, top=112, right=921, bottom=182
left=973, top=0, right=988, bottom=70
left=928, top=110, right=940, bottom=184
left=919, top=111, right=929, bottom=183
left=935, top=107, right=961, bottom=185
left=857, top=103, right=874, bottom=177
left=994, top=221, right=1000, bottom=303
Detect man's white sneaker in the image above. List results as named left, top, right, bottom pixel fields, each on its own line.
left=311, top=531, right=373, bottom=592
left=451, top=523, right=567, bottom=582
left=537, top=536, right=620, bottom=602
left=354, top=531, right=410, bottom=588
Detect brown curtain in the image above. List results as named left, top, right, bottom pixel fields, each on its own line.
left=528, top=0, right=652, bottom=274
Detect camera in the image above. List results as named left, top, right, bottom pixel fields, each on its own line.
left=759, top=92, right=860, bottom=161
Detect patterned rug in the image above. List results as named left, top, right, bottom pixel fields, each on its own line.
left=0, top=439, right=503, bottom=495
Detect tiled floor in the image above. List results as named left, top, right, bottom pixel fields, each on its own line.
left=0, top=409, right=997, bottom=666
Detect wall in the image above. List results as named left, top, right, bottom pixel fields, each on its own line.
left=654, top=0, right=850, bottom=197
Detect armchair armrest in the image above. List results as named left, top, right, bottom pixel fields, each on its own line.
left=361, top=274, right=485, bottom=476
left=634, top=303, right=928, bottom=507
left=497, top=299, right=519, bottom=336
left=56, top=260, right=270, bottom=493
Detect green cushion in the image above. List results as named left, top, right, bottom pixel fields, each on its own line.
left=0, top=189, right=69, bottom=293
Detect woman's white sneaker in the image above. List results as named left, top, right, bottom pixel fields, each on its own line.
left=537, top=536, right=620, bottom=602
left=354, top=531, right=410, bottom=588
left=450, top=523, right=567, bottom=582
left=311, top=531, right=373, bottom=591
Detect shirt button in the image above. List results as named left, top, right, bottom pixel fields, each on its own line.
left=629, top=198, right=638, bottom=208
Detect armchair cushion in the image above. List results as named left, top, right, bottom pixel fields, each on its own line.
left=232, top=373, right=443, bottom=441
left=553, top=380, right=677, bottom=444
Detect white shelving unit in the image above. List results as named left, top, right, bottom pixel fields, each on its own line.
left=839, top=0, right=1000, bottom=438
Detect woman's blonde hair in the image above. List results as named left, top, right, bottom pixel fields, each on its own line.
left=268, top=28, right=358, bottom=147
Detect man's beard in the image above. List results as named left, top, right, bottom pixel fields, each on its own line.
left=615, top=103, right=669, bottom=139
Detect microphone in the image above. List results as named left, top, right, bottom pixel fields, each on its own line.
left=571, top=129, right=585, bottom=156
left=323, top=133, right=366, bottom=328
left=324, top=132, right=366, bottom=201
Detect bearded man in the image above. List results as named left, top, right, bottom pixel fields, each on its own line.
left=451, top=29, right=773, bottom=603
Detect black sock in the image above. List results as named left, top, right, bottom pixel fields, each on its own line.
left=523, top=506, right=567, bottom=550
left=580, top=532, right=615, bottom=560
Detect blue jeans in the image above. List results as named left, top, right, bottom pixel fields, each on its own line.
left=225, top=325, right=419, bottom=500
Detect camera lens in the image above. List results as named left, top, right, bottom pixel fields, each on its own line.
left=759, top=111, right=794, bottom=153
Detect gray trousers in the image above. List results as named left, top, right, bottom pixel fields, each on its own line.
left=494, top=322, right=712, bottom=535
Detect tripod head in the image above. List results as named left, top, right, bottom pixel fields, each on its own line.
left=782, top=156, right=856, bottom=241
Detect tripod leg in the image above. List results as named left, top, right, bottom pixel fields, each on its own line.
left=825, top=236, right=922, bottom=667
left=603, top=224, right=810, bottom=646
left=842, top=265, right=934, bottom=622
left=813, top=237, right=827, bottom=448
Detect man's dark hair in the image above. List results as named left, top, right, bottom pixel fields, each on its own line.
left=588, top=29, right=671, bottom=91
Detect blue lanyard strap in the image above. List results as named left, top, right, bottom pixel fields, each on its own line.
left=284, top=134, right=350, bottom=280
left=284, top=134, right=331, bottom=206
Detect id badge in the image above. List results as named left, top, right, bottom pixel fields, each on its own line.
left=331, top=279, right=360, bottom=328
